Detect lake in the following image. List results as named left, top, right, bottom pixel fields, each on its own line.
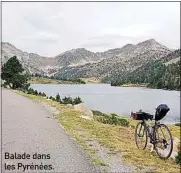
left=31, top=84, right=180, bottom=124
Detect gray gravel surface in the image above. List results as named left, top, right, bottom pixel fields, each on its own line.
left=2, top=90, right=99, bottom=173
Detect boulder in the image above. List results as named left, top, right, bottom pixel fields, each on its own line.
left=74, top=103, right=93, bottom=119
left=81, top=115, right=92, bottom=120
left=173, top=137, right=180, bottom=152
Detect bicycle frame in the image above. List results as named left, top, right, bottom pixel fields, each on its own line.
left=140, top=120, right=159, bottom=145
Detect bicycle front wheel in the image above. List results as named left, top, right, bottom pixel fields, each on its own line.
left=135, top=122, right=148, bottom=150
left=154, top=124, right=173, bottom=159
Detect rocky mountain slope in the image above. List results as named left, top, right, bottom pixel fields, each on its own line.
left=54, top=48, right=102, bottom=67
left=1, top=43, right=103, bottom=76
left=54, top=39, right=172, bottom=79
left=1, top=39, right=173, bottom=80
left=2, top=42, right=56, bottom=75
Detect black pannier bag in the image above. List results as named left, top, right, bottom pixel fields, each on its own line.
left=155, top=104, right=170, bottom=121
left=132, top=112, right=153, bottom=120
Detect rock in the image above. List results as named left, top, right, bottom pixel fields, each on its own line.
left=81, top=115, right=92, bottom=120
left=148, top=143, right=154, bottom=152
left=67, top=104, right=73, bottom=108
left=170, top=151, right=178, bottom=159
left=173, top=137, right=180, bottom=152
left=74, top=103, right=93, bottom=119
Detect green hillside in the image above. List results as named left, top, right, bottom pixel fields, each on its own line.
left=104, top=49, right=180, bottom=90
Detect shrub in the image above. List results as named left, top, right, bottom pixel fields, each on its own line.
left=94, top=112, right=129, bottom=127
left=22, top=83, right=30, bottom=91
left=42, top=92, right=46, bottom=97
left=175, top=151, right=181, bottom=164
left=56, top=93, right=61, bottom=102
left=73, top=97, right=82, bottom=105
left=117, top=118, right=129, bottom=126
left=49, top=96, right=55, bottom=101
left=110, top=114, right=120, bottom=125
left=92, top=110, right=106, bottom=116
left=62, top=96, right=73, bottom=104
left=34, top=90, right=38, bottom=95
left=27, top=88, right=34, bottom=94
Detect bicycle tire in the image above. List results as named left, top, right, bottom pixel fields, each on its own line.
left=135, top=122, right=148, bottom=150
left=154, top=124, right=173, bottom=159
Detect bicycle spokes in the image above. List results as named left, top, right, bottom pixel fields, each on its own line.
left=154, top=124, right=173, bottom=159
left=135, top=122, right=148, bottom=150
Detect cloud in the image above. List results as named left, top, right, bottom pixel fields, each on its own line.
left=22, top=32, right=60, bottom=43
left=2, top=2, right=180, bottom=56
left=99, top=24, right=155, bottom=38
left=81, top=24, right=159, bottom=51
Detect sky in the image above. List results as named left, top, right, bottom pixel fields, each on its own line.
left=2, top=2, right=180, bottom=57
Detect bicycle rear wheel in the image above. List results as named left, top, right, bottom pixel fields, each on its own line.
left=154, top=124, right=173, bottom=159
left=135, top=122, right=148, bottom=150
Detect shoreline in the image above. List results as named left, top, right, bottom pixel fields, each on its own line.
left=28, top=78, right=179, bottom=91
left=14, top=88, right=181, bottom=139
left=26, top=85, right=180, bottom=126
left=28, top=77, right=86, bottom=84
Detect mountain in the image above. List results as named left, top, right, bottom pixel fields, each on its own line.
left=1, top=39, right=174, bottom=81
left=1, top=43, right=103, bottom=76
left=54, top=48, right=101, bottom=67
left=109, top=49, right=180, bottom=90
left=54, top=39, right=172, bottom=79
left=2, top=42, right=56, bottom=75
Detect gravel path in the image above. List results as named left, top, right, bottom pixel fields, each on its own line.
left=2, top=90, right=98, bottom=173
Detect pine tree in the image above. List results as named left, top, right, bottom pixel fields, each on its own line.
left=1, top=56, right=28, bottom=89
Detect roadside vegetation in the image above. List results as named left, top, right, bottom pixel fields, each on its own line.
left=15, top=90, right=181, bottom=173
left=22, top=87, right=83, bottom=105
left=92, top=110, right=129, bottom=126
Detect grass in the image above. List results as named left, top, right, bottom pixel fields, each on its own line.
left=80, top=77, right=102, bottom=84
left=16, top=90, right=180, bottom=172
left=168, top=125, right=180, bottom=140
left=120, top=83, right=148, bottom=87
left=28, top=77, right=84, bottom=84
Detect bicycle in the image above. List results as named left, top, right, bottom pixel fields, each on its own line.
left=131, top=104, right=173, bottom=159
